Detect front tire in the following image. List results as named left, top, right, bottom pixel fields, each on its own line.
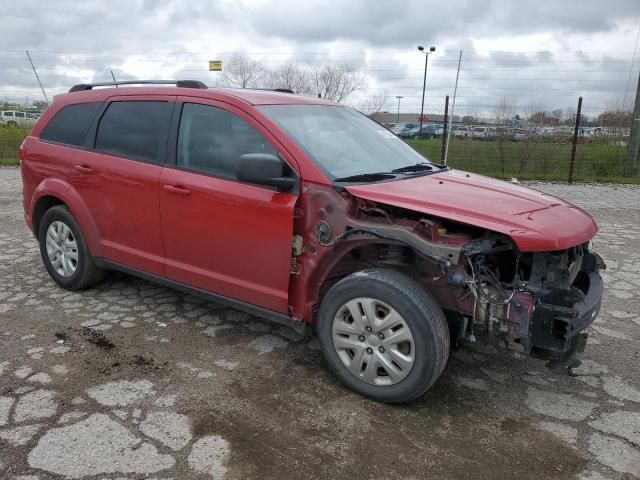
left=317, top=269, right=450, bottom=403
left=38, top=205, right=104, bottom=290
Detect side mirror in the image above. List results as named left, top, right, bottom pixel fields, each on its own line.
left=237, top=153, right=297, bottom=192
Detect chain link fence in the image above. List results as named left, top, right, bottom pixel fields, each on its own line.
left=1, top=94, right=637, bottom=182
left=358, top=99, right=636, bottom=183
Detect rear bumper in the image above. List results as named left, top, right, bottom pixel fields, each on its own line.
left=528, top=270, right=604, bottom=354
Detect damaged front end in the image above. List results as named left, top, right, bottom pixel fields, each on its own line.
left=316, top=198, right=606, bottom=363
left=462, top=236, right=605, bottom=361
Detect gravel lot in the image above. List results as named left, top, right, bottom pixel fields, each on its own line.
left=1, top=167, right=639, bottom=480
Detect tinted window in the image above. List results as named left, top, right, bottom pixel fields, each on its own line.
left=95, top=101, right=171, bottom=163
left=177, top=103, right=276, bottom=179
left=15, top=112, right=25, bottom=118
left=40, top=102, right=102, bottom=146
left=4, top=112, right=13, bottom=117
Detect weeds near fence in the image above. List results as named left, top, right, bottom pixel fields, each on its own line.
left=0, top=127, right=30, bottom=160
left=407, top=139, right=636, bottom=183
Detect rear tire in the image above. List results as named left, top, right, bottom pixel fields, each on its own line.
left=317, top=269, right=450, bottom=403
left=38, top=205, right=105, bottom=290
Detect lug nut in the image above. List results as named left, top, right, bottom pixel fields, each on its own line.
left=358, top=335, right=365, bottom=342
left=379, top=346, right=385, bottom=353
left=366, top=347, right=373, bottom=354
left=365, top=326, right=372, bottom=333
left=378, top=333, right=384, bottom=339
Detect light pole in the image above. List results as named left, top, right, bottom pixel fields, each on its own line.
left=418, top=45, right=436, bottom=132
left=395, top=96, right=403, bottom=124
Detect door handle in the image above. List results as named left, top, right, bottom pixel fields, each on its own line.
left=163, top=184, right=191, bottom=196
left=74, top=164, right=94, bottom=174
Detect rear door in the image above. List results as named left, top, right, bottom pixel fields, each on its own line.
left=159, top=98, right=298, bottom=313
left=71, top=95, right=175, bottom=275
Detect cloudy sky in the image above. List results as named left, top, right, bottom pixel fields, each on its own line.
left=2, top=0, right=639, bottom=116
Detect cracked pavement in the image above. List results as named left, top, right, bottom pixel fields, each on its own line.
left=0, top=168, right=639, bottom=480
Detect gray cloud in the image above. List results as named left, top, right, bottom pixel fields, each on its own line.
left=249, top=0, right=637, bottom=46
left=0, top=0, right=638, bottom=114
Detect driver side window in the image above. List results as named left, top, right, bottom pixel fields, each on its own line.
left=177, top=103, right=277, bottom=179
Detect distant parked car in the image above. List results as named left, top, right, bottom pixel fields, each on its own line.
left=512, top=129, right=527, bottom=142
left=415, top=125, right=438, bottom=139
left=471, top=126, right=493, bottom=141
left=1, top=110, right=38, bottom=128
left=452, top=126, right=470, bottom=139
left=399, top=126, right=420, bottom=139
left=390, top=123, right=416, bottom=136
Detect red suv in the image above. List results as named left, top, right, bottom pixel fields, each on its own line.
left=20, top=80, right=605, bottom=403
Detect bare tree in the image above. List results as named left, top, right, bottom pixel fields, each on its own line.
left=221, top=53, right=265, bottom=88
left=266, top=63, right=313, bottom=95
left=518, top=102, right=544, bottom=174
left=493, top=96, right=518, bottom=178
left=493, top=96, right=517, bottom=125
left=357, top=90, right=389, bottom=116
left=310, top=65, right=368, bottom=102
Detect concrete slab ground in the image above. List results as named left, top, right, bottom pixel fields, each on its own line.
left=1, top=168, right=639, bottom=479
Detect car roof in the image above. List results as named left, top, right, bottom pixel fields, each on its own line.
left=52, top=86, right=338, bottom=107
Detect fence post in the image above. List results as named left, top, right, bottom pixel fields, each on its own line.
left=568, top=97, right=582, bottom=184
left=627, top=70, right=640, bottom=177
left=440, top=95, right=449, bottom=163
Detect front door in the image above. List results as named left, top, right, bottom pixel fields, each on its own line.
left=71, top=96, right=174, bottom=275
left=159, top=100, right=298, bottom=313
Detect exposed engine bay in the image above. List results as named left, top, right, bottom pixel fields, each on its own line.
left=320, top=198, right=606, bottom=361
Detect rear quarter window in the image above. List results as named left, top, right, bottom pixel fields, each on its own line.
left=94, top=101, right=172, bottom=164
left=40, top=102, right=103, bottom=146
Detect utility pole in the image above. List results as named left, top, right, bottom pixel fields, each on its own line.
left=417, top=45, right=436, bottom=132
left=25, top=50, right=48, bottom=104
left=395, top=96, right=403, bottom=124
left=627, top=70, right=640, bottom=177
left=444, top=50, right=463, bottom=166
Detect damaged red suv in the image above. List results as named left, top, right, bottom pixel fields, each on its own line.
left=20, top=80, right=605, bottom=403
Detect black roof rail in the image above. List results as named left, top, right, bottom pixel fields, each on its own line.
left=246, top=88, right=295, bottom=94
left=68, top=80, right=208, bottom=93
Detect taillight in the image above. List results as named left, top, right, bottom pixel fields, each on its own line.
left=19, top=138, right=27, bottom=163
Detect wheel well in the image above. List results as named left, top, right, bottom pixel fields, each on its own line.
left=319, top=243, right=418, bottom=302
left=33, top=195, right=66, bottom=235
left=316, top=243, right=463, bottom=347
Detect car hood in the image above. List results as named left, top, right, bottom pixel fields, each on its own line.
left=345, top=169, right=597, bottom=252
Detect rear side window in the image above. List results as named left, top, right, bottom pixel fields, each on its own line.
left=95, top=101, right=171, bottom=164
left=40, top=102, right=102, bottom=146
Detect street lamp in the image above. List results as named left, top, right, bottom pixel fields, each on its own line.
left=395, top=96, right=404, bottom=124
left=418, top=45, right=436, bottom=132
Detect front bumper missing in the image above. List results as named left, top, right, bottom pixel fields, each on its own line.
left=528, top=271, right=604, bottom=355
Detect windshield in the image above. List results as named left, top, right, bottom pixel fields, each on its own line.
left=259, top=105, right=433, bottom=181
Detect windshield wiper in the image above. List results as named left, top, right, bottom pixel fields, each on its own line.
left=391, top=162, right=436, bottom=174
left=333, top=172, right=397, bottom=183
